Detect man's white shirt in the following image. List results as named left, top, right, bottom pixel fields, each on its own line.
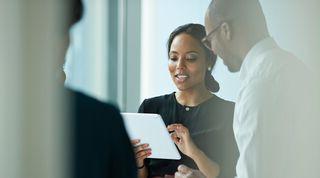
left=234, top=37, right=320, bottom=178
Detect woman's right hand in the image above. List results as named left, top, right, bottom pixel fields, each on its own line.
left=167, top=124, right=199, bottom=158
left=131, top=139, right=152, bottom=168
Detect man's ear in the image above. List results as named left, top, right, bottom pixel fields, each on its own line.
left=220, top=22, right=231, bottom=40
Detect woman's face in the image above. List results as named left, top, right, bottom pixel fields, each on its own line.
left=168, top=33, right=209, bottom=92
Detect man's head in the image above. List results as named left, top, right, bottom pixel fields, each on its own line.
left=58, top=0, right=83, bottom=82
left=67, top=0, right=83, bottom=31
left=204, top=0, right=269, bottom=72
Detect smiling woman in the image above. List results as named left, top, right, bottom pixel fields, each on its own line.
left=167, top=24, right=219, bottom=93
left=134, top=23, right=238, bottom=178
left=140, top=0, right=240, bottom=104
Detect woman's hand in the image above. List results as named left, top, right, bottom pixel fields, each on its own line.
left=131, top=139, right=152, bottom=168
left=167, top=125, right=220, bottom=178
left=167, top=124, right=200, bottom=158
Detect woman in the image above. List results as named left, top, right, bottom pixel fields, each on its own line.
left=133, top=24, right=238, bottom=178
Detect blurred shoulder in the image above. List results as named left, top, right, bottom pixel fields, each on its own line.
left=76, top=91, right=117, bottom=108
left=69, top=89, right=121, bottom=118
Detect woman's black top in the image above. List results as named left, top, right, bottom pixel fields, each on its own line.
left=138, top=92, right=238, bottom=178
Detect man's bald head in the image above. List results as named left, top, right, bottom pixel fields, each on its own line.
left=204, top=0, right=269, bottom=72
left=206, top=0, right=268, bottom=33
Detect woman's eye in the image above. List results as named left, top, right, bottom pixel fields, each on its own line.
left=186, top=55, right=197, bottom=61
left=169, top=57, right=178, bottom=61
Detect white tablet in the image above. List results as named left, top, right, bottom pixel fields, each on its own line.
left=121, top=113, right=181, bottom=160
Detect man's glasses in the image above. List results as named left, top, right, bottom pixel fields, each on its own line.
left=201, top=22, right=222, bottom=50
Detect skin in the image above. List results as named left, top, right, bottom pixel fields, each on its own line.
left=131, top=139, right=151, bottom=178
left=204, top=12, right=243, bottom=72
left=174, top=165, right=206, bottom=178
left=168, top=33, right=213, bottom=106
left=203, top=7, right=269, bottom=73
left=167, top=124, right=198, bottom=157
left=167, top=123, right=219, bottom=178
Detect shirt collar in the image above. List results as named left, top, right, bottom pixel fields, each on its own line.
left=239, top=37, right=277, bottom=81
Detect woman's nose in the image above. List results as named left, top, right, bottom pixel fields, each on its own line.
left=176, top=58, right=186, bottom=69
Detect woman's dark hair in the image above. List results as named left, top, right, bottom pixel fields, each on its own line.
left=167, top=23, right=220, bottom=92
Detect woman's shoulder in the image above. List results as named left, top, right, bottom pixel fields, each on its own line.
left=142, top=92, right=174, bottom=104
left=209, top=94, right=234, bottom=107
left=204, top=94, right=235, bottom=117
left=201, top=95, right=235, bottom=132
left=138, top=92, right=175, bottom=113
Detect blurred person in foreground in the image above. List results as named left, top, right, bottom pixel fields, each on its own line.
left=175, top=0, right=320, bottom=178
left=60, top=0, right=137, bottom=177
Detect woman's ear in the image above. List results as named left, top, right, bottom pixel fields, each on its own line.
left=207, top=60, right=214, bottom=72
left=220, top=22, right=232, bottom=41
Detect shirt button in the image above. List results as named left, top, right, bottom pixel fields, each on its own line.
left=185, top=107, right=190, bottom=111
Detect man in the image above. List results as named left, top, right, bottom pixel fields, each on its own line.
left=175, top=0, right=320, bottom=177
left=63, top=0, right=137, bottom=177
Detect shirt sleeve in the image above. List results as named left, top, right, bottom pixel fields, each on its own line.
left=138, top=99, right=147, bottom=113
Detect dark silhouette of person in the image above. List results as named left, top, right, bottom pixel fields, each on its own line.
left=62, top=0, right=137, bottom=177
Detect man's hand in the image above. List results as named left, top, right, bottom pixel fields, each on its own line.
left=174, top=165, right=206, bottom=178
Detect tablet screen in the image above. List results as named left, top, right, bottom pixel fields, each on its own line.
left=121, top=113, right=181, bottom=160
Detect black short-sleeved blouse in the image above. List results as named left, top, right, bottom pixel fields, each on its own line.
left=138, top=92, right=239, bottom=178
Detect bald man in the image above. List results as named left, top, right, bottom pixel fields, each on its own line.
left=175, top=0, right=320, bottom=178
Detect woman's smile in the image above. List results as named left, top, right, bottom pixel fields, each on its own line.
left=175, top=73, right=190, bottom=83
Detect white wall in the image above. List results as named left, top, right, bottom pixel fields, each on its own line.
left=260, top=0, right=320, bottom=75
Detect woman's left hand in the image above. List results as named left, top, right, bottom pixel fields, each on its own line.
left=167, top=124, right=200, bottom=158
